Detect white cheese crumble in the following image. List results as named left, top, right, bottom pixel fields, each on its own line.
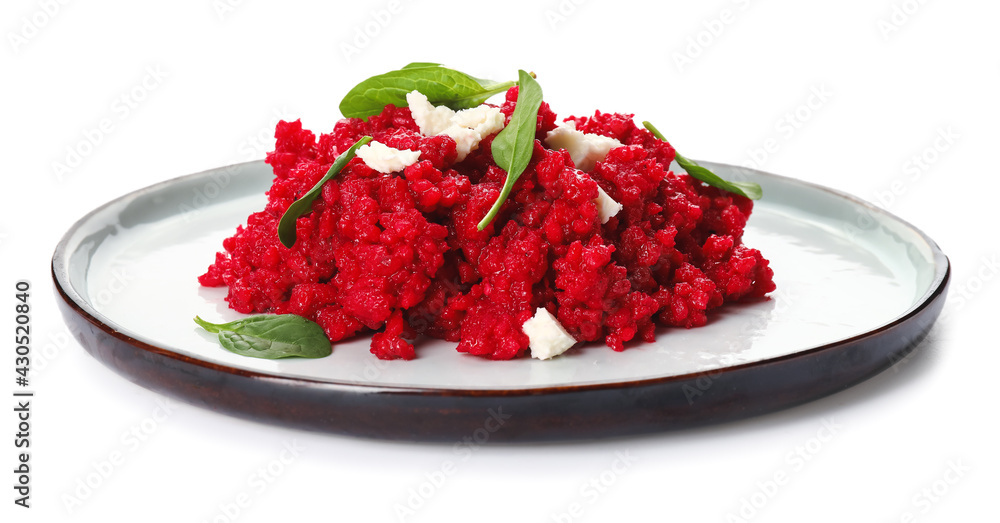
left=356, top=140, right=421, bottom=174
left=405, top=91, right=505, bottom=161
left=523, top=307, right=577, bottom=360
left=406, top=91, right=454, bottom=135
left=595, top=186, right=623, bottom=224
left=544, top=120, right=623, bottom=172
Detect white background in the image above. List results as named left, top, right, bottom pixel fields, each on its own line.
left=4, top=0, right=998, bottom=521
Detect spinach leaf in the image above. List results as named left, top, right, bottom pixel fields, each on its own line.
left=194, top=315, right=331, bottom=359
left=277, top=135, right=371, bottom=248
left=642, top=121, right=762, bottom=200
left=401, top=62, right=441, bottom=69
left=339, top=63, right=515, bottom=120
left=477, top=70, right=544, bottom=230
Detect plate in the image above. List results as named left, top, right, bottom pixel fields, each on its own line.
left=52, top=160, right=949, bottom=441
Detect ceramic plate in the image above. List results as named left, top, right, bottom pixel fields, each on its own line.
left=52, top=160, right=949, bottom=441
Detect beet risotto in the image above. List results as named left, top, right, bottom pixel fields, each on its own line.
left=199, top=78, right=774, bottom=361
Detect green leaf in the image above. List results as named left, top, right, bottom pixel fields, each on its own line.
left=339, top=63, right=516, bottom=120
left=642, top=121, right=762, bottom=200
left=477, top=70, right=544, bottom=231
left=277, top=135, right=372, bottom=248
left=402, top=62, right=441, bottom=69
left=675, top=152, right=763, bottom=200
left=194, top=315, right=332, bottom=359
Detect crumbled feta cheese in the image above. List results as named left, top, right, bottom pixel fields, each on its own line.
left=523, top=307, right=577, bottom=360
left=356, top=140, right=421, bottom=174
left=455, top=105, right=506, bottom=139
left=406, top=91, right=454, bottom=135
left=405, top=91, right=505, bottom=161
left=438, top=125, right=479, bottom=162
left=544, top=120, right=623, bottom=172
left=595, top=186, right=623, bottom=224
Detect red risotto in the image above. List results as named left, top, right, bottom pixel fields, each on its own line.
left=199, top=87, right=775, bottom=360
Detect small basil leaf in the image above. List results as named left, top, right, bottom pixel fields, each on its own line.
left=477, top=70, right=544, bottom=231
left=468, top=74, right=509, bottom=92
left=642, top=121, right=762, bottom=200
left=194, top=315, right=331, bottom=359
left=675, top=152, right=763, bottom=200
left=339, top=64, right=515, bottom=120
left=277, top=135, right=372, bottom=248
